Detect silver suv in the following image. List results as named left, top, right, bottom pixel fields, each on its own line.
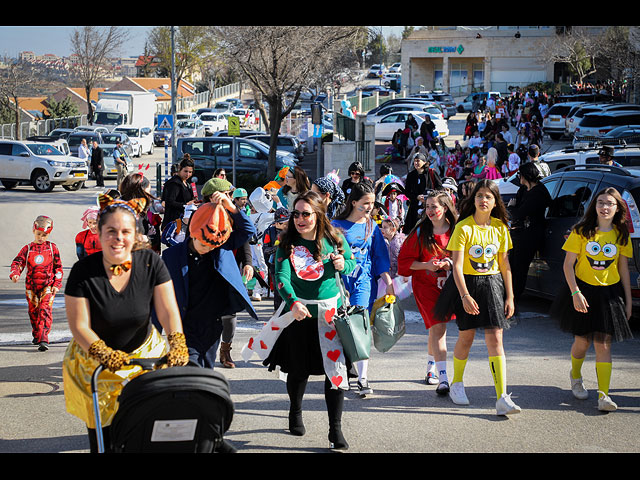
left=0, top=139, right=88, bottom=192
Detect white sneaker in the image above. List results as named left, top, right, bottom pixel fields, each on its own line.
left=251, top=292, right=262, bottom=302
left=597, top=392, right=617, bottom=412
left=496, top=393, right=521, bottom=416
left=449, top=382, right=469, bottom=405
left=570, top=371, right=589, bottom=400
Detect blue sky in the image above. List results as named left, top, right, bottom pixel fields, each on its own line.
left=0, top=26, right=154, bottom=58
left=0, top=26, right=405, bottom=59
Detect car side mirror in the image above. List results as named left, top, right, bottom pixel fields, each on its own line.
left=20, top=152, right=30, bottom=157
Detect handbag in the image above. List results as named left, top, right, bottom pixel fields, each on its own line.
left=330, top=244, right=371, bottom=363
left=369, top=296, right=405, bottom=353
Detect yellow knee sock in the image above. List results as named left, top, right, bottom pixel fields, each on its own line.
left=571, top=355, right=585, bottom=380
left=489, top=355, right=506, bottom=399
left=595, top=362, right=612, bottom=397
left=452, top=356, right=468, bottom=384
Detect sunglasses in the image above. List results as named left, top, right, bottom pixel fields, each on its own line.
left=291, top=210, right=314, bottom=219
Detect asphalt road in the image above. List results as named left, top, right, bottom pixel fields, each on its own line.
left=1, top=113, right=639, bottom=454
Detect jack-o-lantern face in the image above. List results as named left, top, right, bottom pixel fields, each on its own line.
left=189, top=202, right=233, bottom=249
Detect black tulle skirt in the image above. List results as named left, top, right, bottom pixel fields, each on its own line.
left=550, top=278, right=633, bottom=342
left=433, top=273, right=516, bottom=331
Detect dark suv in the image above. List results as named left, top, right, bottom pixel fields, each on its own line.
left=520, top=164, right=640, bottom=314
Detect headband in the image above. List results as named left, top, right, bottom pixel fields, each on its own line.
left=98, top=194, right=147, bottom=217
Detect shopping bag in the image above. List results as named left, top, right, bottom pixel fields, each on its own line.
left=333, top=304, right=371, bottom=363
left=370, top=296, right=405, bottom=353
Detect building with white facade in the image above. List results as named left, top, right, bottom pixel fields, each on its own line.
left=400, top=26, right=607, bottom=96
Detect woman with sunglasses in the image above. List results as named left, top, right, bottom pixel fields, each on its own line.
left=261, top=191, right=356, bottom=450
left=332, top=181, right=394, bottom=397
left=341, top=161, right=367, bottom=197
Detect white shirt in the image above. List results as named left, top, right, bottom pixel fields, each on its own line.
left=78, top=144, right=90, bottom=161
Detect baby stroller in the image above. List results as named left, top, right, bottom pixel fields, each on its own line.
left=91, top=358, right=235, bottom=453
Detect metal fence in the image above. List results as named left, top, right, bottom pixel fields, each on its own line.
left=1, top=81, right=243, bottom=140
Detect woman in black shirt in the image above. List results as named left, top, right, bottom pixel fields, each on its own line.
left=62, top=194, right=188, bottom=452
left=161, top=155, right=196, bottom=230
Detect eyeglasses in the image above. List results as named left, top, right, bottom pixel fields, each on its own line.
left=349, top=171, right=360, bottom=176
left=291, top=210, right=314, bottom=219
left=596, top=201, right=617, bottom=208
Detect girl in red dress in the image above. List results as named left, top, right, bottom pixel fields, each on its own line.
left=398, top=190, right=458, bottom=395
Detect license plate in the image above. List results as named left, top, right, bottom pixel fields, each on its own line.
left=551, top=118, right=560, bottom=122
left=74, top=172, right=84, bottom=177
left=110, top=169, right=117, bottom=173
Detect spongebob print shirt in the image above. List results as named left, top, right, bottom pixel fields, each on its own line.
left=563, top=228, right=632, bottom=286
left=447, top=216, right=512, bottom=276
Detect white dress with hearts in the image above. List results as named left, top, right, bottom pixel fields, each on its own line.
left=241, top=236, right=356, bottom=390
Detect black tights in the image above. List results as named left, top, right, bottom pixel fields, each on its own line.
left=286, top=374, right=344, bottom=429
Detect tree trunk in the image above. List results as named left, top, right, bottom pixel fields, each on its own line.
left=267, top=97, right=282, bottom=179
left=86, top=87, right=94, bottom=125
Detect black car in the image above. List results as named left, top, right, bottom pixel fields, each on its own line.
left=520, top=164, right=640, bottom=314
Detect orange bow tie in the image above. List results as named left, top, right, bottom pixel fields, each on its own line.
left=109, top=261, right=132, bottom=276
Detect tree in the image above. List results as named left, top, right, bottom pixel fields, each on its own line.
left=46, top=96, right=80, bottom=119
left=210, top=25, right=361, bottom=178
left=69, top=26, right=130, bottom=124
left=146, top=26, right=216, bottom=89
left=539, top=27, right=600, bottom=85
left=0, top=58, right=39, bottom=140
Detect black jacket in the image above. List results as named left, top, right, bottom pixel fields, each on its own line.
left=161, top=175, right=194, bottom=229
left=90, top=146, right=104, bottom=170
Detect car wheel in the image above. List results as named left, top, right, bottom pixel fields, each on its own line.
left=1, top=180, right=18, bottom=189
left=31, top=170, right=54, bottom=192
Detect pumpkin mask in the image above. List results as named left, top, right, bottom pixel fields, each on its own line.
left=189, top=202, right=233, bottom=249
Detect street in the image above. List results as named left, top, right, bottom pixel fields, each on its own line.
left=1, top=111, right=639, bottom=454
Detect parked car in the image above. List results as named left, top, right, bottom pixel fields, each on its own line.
left=211, top=129, right=267, bottom=138
left=74, top=125, right=110, bottom=135
left=100, top=144, right=134, bottom=179
left=367, top=64, right=385, bottom=78
left=199, top=112, right=227, bottom=134
left=409, top=91, right=457, bottom=118
left=176, top=112, right=198, bottom=122
left=382, top=73, right=401, bottom=88
left=212, top=101, right=233, bottom=113
left=100, top=132, right=135, bottom=157
left=388, top=62, right=401, bottom=73
left=176, top=136, right=297, bottom=181
left=566, top=103, right=640, bottom=138
left=507, top=164, right=640, bottom=311
left=66, top=131, right=104, bottom=157
left=366, top=102, right=444, bottom=123
left=596, top=125, right=640, bottom=145
left=573, top=110, right=640, bottom=145
left=25, top=136, right=70, bottom=156
left=47, top=128, right=75, bottom=140
left=373, top=111, right=449, bottom=141
left=367, top=97, right=445, bottom=117
left=0, top=139, right=87, bottom=192
left=113, top=126, right=155, bottom=156
left=457, top=91, right=502, bottom=112
left=175, top=119, right=206, bottom=139
left=245, top=134, right=305, bottom=161
left=542, top=102, right=585, bottom=140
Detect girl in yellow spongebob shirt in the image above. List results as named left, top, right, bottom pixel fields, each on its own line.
left=551, top=187, right=633, bottom=412
left=433, top=179, right=520, bottom=416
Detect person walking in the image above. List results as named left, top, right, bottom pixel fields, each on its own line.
left=78, top=138, right=91, bottom=189
left=403, top=153, right=443, bottom=234
left=90, top=141, right=104, bottom=188
left=257, top=191, right=357, bottom=450
left=397, top=190, right=458, bottom=395
left=161, top=155, right=195, bottom=231
left=507, top=162, right=552, bottom=305
left=62, top=194, right=189, bottom=453
left=113, top=141, right=128, bottom=190
left=432, top=179, right=521, bottom=416
left=550, top=187, right=633, bottom=412
left=332, top=182, right=395, bottom=397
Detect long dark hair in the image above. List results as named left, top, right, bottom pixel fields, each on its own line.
left=408, top=190, right=458, bottom=256
left=457, top=179, right=510, bottom=226
left=334, top=180, right=375, bottom=221
left=281, top=165, right=311, bottom=196
left=278, top=190, right=345, bottom=261
left=119, top=172, right=156, bottom=211
left=572, top=187, right=630, bottom=245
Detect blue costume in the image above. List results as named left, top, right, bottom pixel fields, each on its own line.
left=331, top=218, right=391, bottom=312
left=161, top=208, right=258, bottom=368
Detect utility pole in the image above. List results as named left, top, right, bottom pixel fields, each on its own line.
left=171, top=26, right=177, bottom=164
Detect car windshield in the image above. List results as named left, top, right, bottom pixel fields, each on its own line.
left=433, top=94, right=454, bottom=102
left=178, top=121, right=196, bottom=128
left=200, top=115, right=218, bottom=121
left=25, top=143, right=64, bottom=156
left=102, top=135, right=122, bottom=143
left=116, top=128, right=139, bottom=137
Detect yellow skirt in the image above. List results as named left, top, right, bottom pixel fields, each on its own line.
left=62, top=328, right=168, bottom=429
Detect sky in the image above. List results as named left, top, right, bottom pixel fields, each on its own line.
left=0, top=26, right=405, bottom=59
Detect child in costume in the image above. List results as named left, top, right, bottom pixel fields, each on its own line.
left=550, top=187, right=633, bottom=412
left=75, top=207, right=102, bottom=259
left=161, top=203, right=198, bottom=247
left=10, top=215, right=63, bottom=351
left=263, top=207, right=290, bottom=311
left=398, top=190, right=457, bottom=394
left=432, top=179, right=520, bottom=416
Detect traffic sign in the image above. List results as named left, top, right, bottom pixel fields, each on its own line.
left=157, top=114, right=173, bottom=131
left=228, top=116, right=240, bottom=136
